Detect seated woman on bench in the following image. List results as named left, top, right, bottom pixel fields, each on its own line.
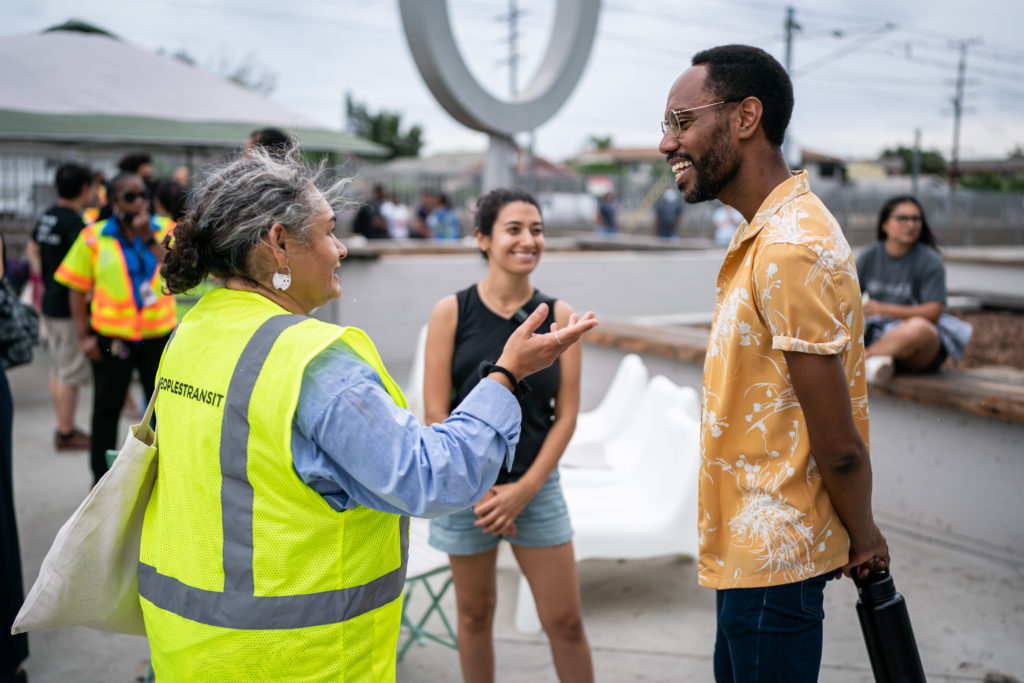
left=857, top=195, right=971, bottom=385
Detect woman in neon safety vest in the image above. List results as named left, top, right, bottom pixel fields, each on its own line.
left=147, top=147, right=597, bottom=681
left=55, top=171, right=176, bottom=486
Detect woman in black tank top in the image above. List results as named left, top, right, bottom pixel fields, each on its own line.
left=424, top=189, right=594, bottom=681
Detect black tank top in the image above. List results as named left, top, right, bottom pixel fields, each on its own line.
left=450, top=285, right=559, bottom=484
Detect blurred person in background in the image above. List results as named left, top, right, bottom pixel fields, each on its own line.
left=712, top=203, right=743, bottom=246
left=118, top=152, right=156, bottom=213
left=428, top=193, right=460, bottom=240
left=411, top=189, right=438, bottom=239
left=594, top=191, right=618, bottom=235
left=55, top=172, right=176, bottom=485
left=653, top=186, right=684, bottom=238
left=154, top=179, right=187, bottom=223
left=0, top=233, right=29, bottom=683
left=26, top=163, right=95, bottom=451
left=381, top=191, right=409, bottom=240
left=352, top=184, right=389, bottom=240
left=82, top=170, right=107, bottom=225
left=857, top=195, right=971, bottom=385
left=245, top=127, right=293, bottom=159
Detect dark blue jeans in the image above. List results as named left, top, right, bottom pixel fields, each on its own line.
left=714, top=573, right=831, bottom=682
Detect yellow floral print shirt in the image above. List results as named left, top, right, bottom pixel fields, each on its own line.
left=698, top=171, right=869, bottom=589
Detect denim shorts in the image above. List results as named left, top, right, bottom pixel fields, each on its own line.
left=428, top=470, right=574, bottom=555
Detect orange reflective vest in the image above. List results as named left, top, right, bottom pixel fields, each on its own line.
left=55, top=215, right=176, bottom=340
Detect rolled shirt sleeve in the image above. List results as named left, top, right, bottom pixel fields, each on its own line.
left=753, top=242, right=855, bottom=356
left=291, top=339, right=520, bottom=517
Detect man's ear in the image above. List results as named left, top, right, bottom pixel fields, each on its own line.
left=735, top=97, right=764, bottom=142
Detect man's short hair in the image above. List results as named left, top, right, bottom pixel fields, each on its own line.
left=54, top=163, right=93, bottom=200
left=691, top=45, right=793, bottom=149
left=118, top=152, right=153, bottom=174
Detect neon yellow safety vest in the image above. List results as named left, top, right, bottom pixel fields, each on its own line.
left=140, top=287, right=409, bottom=681
left=54, top=216, right=176, bottom=340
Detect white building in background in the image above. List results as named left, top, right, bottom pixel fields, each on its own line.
left=0, top=21, right=387, bottom=250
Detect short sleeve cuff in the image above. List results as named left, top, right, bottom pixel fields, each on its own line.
left=771, top=333, right=849, bottom=356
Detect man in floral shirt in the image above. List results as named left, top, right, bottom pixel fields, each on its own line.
left=658, top=44, right=890, bottom=681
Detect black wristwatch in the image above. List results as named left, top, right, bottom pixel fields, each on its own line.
left=145, top=236, right=157, bottom=247
left=478, top=361, right=531, bottom=400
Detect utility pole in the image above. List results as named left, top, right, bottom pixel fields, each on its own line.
left=949, top=37, right=981, bottom=188
left=497, top=0, right=525, bottom=185
left=948, top=37, right=981, bottom=243
left=912, top=127, right=921, bottom=197
left=782, top=6, right=801, bottom=166
left=499, top=0, right=522, bottom=98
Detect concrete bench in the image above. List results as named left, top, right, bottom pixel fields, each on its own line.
left=584, top=319, right=1024, bottom=424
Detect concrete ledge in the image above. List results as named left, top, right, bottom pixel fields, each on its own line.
left=942, top=246, right=1024, bottom=267
left=873, top=369, right=1024, bottom=422
left=583, top=319, right=708, bottom=365
left=584, top=320, right=1024, bottom=423
left=342, top=234, right=718, bottom=259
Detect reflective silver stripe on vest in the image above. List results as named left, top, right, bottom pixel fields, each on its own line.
left=140, top=314, right=410, bottom=629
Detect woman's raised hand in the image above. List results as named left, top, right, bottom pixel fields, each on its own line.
left=494, top=303, right=598, bottom=382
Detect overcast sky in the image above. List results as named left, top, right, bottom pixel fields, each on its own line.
left=4, top=0, right=1022, bottom=162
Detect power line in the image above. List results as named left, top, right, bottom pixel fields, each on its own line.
left=793, top=22, right=896, bottom=76
left=603, top=2, right=773, bottom=37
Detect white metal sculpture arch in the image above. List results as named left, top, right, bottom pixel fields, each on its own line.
left=398, top=0, right=600, bottom=187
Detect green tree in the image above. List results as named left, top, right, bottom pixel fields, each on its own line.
left=958, top=146, right=1024, bottom=191
left=880, top=146, right=946, bottom=175
left=345, top=93, right=423, bottom=159
left=588, top=135, right=613, bottom=150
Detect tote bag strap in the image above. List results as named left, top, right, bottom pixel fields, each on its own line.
left=144, top=327, right=180, bottom=449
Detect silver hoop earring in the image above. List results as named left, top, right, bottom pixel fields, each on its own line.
left=272, top=266, right=292, bottom=291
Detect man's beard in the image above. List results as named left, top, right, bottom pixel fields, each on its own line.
left=684, top=119, right=740, bottom=204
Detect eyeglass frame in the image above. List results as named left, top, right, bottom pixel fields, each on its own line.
left=891, top=214, right=923, bottom=224
left=660, top=98, right=745, bottom=137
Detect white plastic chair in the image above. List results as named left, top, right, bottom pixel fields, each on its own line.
left=561, top=354, right=649, bottom=466
left=514, top=403, right=701, bottom=633
left=403, top=324, right=429, bottom=423
left=560, top=375, right=699, bottom=481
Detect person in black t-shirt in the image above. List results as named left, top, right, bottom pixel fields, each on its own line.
left=27, top=163, right=95, bottom=450
left=351, top=184, right=389, bottom=240
left=424, top=187, right=594, bottom=682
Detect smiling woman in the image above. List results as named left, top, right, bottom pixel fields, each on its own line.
left=423, top=187, right=595, bottom=682
left=857, top=195, right=971, bottom=383
left=145, top=149, right=597, bottom=680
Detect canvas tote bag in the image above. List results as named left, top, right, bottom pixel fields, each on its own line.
left=12, top=384, right=161, bottom=636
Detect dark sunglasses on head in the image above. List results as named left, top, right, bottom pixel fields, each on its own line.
left=120, top=190, right=150, bottom=203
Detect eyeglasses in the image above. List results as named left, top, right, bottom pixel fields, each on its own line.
left=120, top=190, right=150, bottom=203
left=660, top=99, right=743, bottom=137
left=892, top=214, right=923, bottom=224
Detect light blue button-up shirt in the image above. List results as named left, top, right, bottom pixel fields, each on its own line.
left=291, top=339, right=519, bottom=516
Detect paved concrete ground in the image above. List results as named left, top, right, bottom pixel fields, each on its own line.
left=9, top=345, right=1023, bottom=682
